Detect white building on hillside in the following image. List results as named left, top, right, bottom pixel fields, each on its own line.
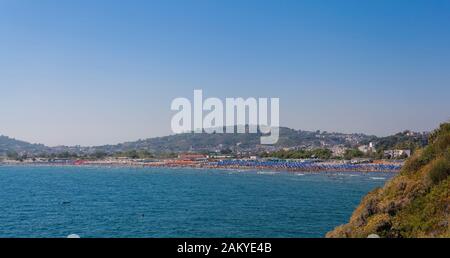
left=358, top=142, right=376, bottom=154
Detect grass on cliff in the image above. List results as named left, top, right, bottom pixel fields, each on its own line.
left=326, top=122, right=450, bottom=238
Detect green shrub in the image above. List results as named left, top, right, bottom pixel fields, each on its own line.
left=402, top=147, right=434, bottom=174
left=434, top=131, right=450, bottom=153
left=428, top=157, right=450, bottom=185
left=393, top=178, right=449, bottom=237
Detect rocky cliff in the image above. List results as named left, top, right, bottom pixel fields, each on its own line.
left=327, top=123, right=449, bottom=238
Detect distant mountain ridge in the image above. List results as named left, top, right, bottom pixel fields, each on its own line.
left=89, top=126, right=370, bottom=154
left=0, top=135, right=50, bottom=156
left=0, top=126, right=428, bottom=156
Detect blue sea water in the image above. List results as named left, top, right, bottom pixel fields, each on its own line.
left=0, top=166, right=394, bottom=238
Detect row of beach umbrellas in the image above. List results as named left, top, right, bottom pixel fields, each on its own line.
left=214, top=160, right=401, bottom=170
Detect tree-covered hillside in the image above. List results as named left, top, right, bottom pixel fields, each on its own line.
left=0, top=135, right=49, bottom=156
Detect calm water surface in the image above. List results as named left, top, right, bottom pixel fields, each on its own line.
left=0, top=166, right=393, bottom=237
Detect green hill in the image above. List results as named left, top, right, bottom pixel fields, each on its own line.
left=0, top=135, right=49, bottom=156
left=92, top=127, right=361, bottom=153
left=0, top=126, right=428, bottom=157
left=326, top=123, right=450, bottom=238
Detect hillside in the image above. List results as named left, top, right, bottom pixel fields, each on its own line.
left=91, top=127, right=370, bottom=153
left=0, top=135, right=49, bottom=156
left=0, top=126, right=428, bottom=156
left=362, top=131, right=428, bottom=154
left=326, top=123, right=450, bottom=238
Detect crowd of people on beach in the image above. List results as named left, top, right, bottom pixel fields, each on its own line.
left=213, top=159, right=402, bottom=172
left=0, top=157, right=403, bottom=173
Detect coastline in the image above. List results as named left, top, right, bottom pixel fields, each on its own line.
left=0, top=161, right=401, bottom=173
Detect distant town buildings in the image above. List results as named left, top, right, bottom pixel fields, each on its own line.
left=178, top=153, right=208, bottom=161
left=404, top=130, right=427, bottom=137
left=384, top=149, right=411, bottom=159
left=358, top=142, right=376, bottom=154
left=330, top=145, right=347, bottom=157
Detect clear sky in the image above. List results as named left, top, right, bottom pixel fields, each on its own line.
left=0, top=0, right=449, bottom=146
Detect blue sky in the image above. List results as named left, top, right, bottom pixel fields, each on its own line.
left=0, top=0, right=449, bottom=146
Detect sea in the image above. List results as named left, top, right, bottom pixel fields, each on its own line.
left=0, top=165, right=394, bottom=238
